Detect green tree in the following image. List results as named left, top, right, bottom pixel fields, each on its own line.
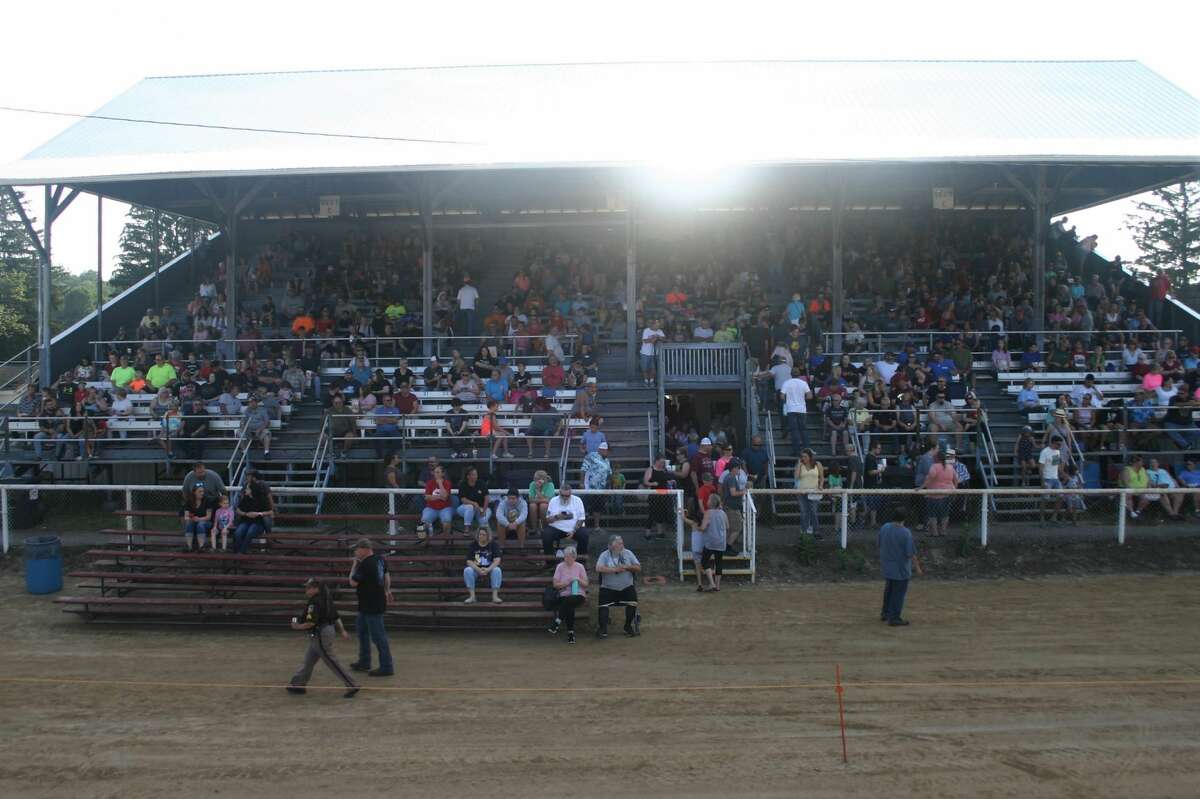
left=0, top=188, right=40, bottom=357
left=1125, top=181, right=1200, bottom=304
left=111, top=205, right=212, bottom=290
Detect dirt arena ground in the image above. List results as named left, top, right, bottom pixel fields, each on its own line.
left=1, top=572, right=1198, bottom=798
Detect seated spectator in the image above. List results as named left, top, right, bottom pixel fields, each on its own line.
left=232, top=478, right=274, bottom=554
left=456, top=466, right=491, bottom=530
left=372, top=393, right=401, bottom=459
left=1177, top=459, right=1200, bottom=517
left=1019, top=344, right=1043, bottom=371
left=1119, top=455, right=1153, bottom=520
left=1016, top=378, right=1041, bottom=414
left=926, top=392, right=963, bottom=451
left=527, top=470, right=557, bottom=535
left=595, top=535, right=641, bottom=638
left=543, top=483, right=588, bottom=556
left=244, top=397, right=272, bottom=460
left=1146, top=458, right=1184, bottom=520
left=181, top=484, right=214, bottom=552
left=547, top=545, right=588, bottom=645
left=420, top=465, right=454, bottom=537
left=483, top=399, right=513, bottom=458
left=463, top=528, right=503, bottom=604
left=423, top=357, right=449, bottom=390
left=1164, top=394, right=1200, bottom=450
left=572, top=381, right=600, bottom=420
left=542, top=356, right=565, bottom=390
left=494, top=487, right=529, bottom=547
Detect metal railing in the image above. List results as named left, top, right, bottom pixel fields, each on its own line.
left=744, top=491, right=758, bottom=582
left=90, top=333, right=579, bottom=366
left=226, top=424, right=253, bottom=489
left=657, top=343, right=747, bottom=384
left=744, top=487, right=1200, bottom=552
left=823, top=328, right=1183, bottom=356
left=0, top=345, right=39, bottom=414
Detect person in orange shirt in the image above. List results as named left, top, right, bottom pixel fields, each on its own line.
left=291, top=312, right=316, bottom=337
left=128, top=371, right=148, bottom=394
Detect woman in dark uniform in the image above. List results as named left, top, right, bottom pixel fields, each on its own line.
left=287, top=578, right=359, bottom=698
left=642, top=454, right=676, bottom=540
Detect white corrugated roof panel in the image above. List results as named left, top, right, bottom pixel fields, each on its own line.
left=3, top=60, right=1198, bottom=184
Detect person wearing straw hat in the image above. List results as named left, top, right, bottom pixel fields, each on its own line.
left=287, top=578, right=359, bottom=698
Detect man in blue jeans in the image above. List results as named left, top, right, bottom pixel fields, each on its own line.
left=878, top=508, right=923, bottom=627
left=348, top=538, right=394, bottom=677
left=779, top=367, right=812, bottom=455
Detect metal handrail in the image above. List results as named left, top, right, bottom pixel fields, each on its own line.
left=557, top=420, right=571, bottom=486
left=761, top=403, right=779, bottom=516
left=226, top=424, right=253, bottom=489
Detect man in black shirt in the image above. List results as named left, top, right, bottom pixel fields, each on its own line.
left=445, top=398, right=470, bottom=459
left=179, top=398, right=210, bottom=461
left=423, top=357, right=448, bottom=390
left=463, top=528, right=503, bottom=604
left=347, top=538, right=394, bottom=677
left=287, top=578, right=359, bottom=698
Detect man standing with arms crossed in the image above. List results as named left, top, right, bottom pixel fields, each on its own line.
left=878, top=507, right=923, bottom=627
left=348, top=538, right=395, bottom=677
left=780, top=367, right=812, bottom=455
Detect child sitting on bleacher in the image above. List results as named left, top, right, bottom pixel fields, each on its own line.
left=211, top=495, right=235, bottom=552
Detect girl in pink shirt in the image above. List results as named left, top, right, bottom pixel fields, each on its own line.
left=548, top=548, right=588, bottom=644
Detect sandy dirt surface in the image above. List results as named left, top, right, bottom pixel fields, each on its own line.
left=1, top=572, right=1198, bottom=798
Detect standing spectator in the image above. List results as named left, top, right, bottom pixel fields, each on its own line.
left=456, top=275, right=480, bottom=339
left=741, top=434, right=771, bottom=490
left=181, top=461, right=225, bottom=502
left=595, top=535, right=641, bottom=639
left=685, top=493, right=728, bottom=592
left=463, top=528, right=503, bottom=604
left=527, top=470, right=557, bottom=536
left=1149, top=269, right=1171, bottom=326
left=326, top=394, right=356, bottom=459
left=1038, top=436, right=1066, bottom=525
left=920, top=449, right=958, bottom=538
left=793, top=449, right=824, bottom=539
left=780, top=367, right=812, bottom=454
left=639, top=317, right=666, bottom=387
left=494, top=487, right=529, bottom=547
left=547, top=546, right=588, bottom=645
left=543, top=483, right=588, bottom=556
left=720, top=458, right=748, bottom=554
left=861, top=440, right=887, bottom=528
left=347, top=538, right=395, bottom=677
left=580, top=442, right=613, bottom=527
left=179, top=398, right=210, bottom=461
left=1013, top=425, right=1037, bottom=486
left=641, top=454, right=676, bottom=540
left=372, top=393, right=401, bottom=459
left=580, top=417, right=607, bottom=455
left=878, top=507, right=922, bottom=627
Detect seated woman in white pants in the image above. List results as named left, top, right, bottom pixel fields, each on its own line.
left=463, top=528, right=503, bottom=604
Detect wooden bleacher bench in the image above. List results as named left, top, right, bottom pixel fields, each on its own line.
left=1004, top=383, right=1140, bottom=396
left=997, top=371, right=1132, bottom=383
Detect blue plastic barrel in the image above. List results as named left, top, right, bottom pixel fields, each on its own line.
left=24, top=535, right=63, bottom=594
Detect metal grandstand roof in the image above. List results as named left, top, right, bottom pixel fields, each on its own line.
left=3, top=60, right=1199, bottom=185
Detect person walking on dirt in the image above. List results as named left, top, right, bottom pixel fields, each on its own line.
left=348, top=538, right=395, bottom=677
left=878, top=507, right=922, bottom=627
left=287, top=578, right=359, bottom=698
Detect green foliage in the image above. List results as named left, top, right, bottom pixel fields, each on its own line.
left=0, top=189, right=40, bottom=357
left=835, top=545, right=867, bottom=574
left=795, top=533, right=817, bottom=565
left=1124, top=181, right=1200, bottom=304
left=0, top=191, right=117, bottom=360
left=111, top=205, right=212, bottom=290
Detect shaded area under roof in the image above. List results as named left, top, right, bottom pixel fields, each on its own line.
left=3, top=60, right=1199, bottom=185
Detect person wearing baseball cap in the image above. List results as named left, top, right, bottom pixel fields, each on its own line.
left=287, top=577, right=359, bottom=698
left=581, top=440, right=614, bottom=527
left=689, top=438, right=716, bottom=508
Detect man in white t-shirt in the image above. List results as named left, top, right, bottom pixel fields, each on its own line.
left=456, top=275, right=480, bottom=338
left=692, top=318, right=714, bottom=341
left=876, top=353, right=899, bottom=386
left=639, top=318, right=666, bottom=387
left=1038, top=436, right=1065, bottom=524
left=543, top=483, right=589, bottom=556
left=780, top=367, right=812, bottom=455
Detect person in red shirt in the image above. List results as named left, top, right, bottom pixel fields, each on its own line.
left=1149, top=269, right=1171, bottom=326
left=420, top=466, right=454, bottom=538
left=696, top=472, right=718, bottom=512
left=541, top=357, right=565, bottom=390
